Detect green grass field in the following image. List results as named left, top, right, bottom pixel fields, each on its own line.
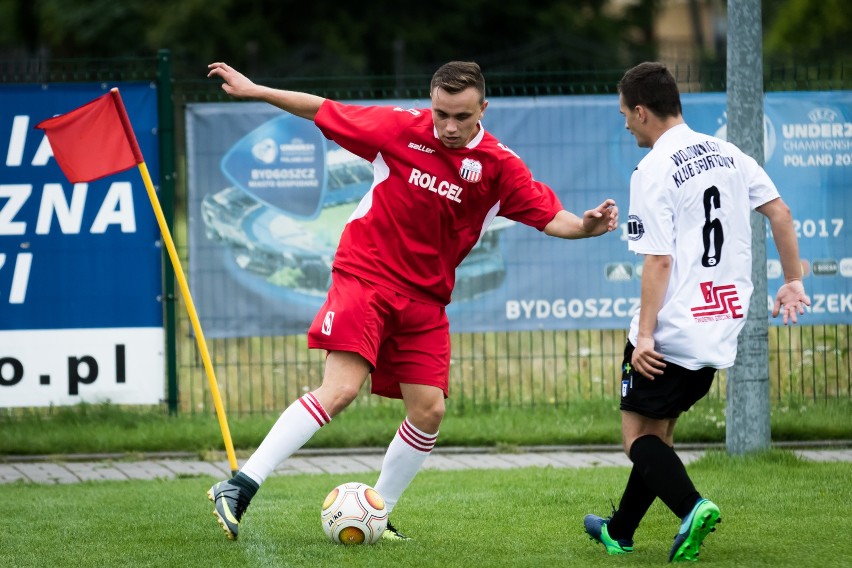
left=3, top=398, right=851, bottom=457
left=3, top=450, right=849, bottom=567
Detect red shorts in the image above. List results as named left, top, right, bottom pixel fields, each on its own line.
left=307, top=270, right=450, bottom=399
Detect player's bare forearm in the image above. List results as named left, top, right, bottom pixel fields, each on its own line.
left=633, top=254, right=671, bottom=379
left=544, top=199, right=618, bottom=239
left=207, top=62, right=325, bottom=121
left=757, top=197, right=810, bottom=324
left=757, top=197, right=802, bottom=282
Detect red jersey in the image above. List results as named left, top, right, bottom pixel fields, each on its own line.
left=315, top=100, right=563, bottom=306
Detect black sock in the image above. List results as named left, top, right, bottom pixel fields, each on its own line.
left=607, top=465, right=656, bottom=541
left=629, top=434, right=700, bottom=519
left=231, top=472, right=260, bottom=500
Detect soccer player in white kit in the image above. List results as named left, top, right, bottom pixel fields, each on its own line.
left=205, top=60, right=619, bottom=542
left=583, top=62, right=810, bottom=562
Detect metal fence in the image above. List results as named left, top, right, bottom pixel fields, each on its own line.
left=3, top=53, right=851, bottom=415
left=171, top=57, right=852, bottom=414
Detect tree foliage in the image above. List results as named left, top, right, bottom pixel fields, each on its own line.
left=1, top=0, right=661, bottom=76
left=763, top=0, right=852, bottom=65
left=2, top=1, right=841, bottom=76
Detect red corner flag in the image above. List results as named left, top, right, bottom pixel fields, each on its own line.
left=36, top=89, right=144, bottom=183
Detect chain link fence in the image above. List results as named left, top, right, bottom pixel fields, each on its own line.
left=2, top=53, right=850, bottom=415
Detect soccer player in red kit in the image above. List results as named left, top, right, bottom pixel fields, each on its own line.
left=206, top=60, right=619, bottom=541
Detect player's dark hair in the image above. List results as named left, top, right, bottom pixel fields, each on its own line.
left=618, top=62, right=682, bottom=119
left=431, top=61, right=485, bottom=103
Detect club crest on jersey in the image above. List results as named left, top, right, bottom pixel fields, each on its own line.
left=627, top=214, right=644, bottom=241
left=690, top=281, right=743, bottom=322
left=459, top=158, right=483, bottom=183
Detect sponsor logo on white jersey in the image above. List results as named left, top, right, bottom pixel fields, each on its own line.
left=321, top=311, right=335, bottom=335
left=627, top=214, right=644, bottom=241
left=691, top=281, right=743, bottom=322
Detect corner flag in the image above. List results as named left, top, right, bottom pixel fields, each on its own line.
left=36, top=88, right=240, bottom=475
left=36, top=90, right=143, bottom=183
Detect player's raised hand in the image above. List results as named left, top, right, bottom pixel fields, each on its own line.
left=772, top=279, right=810, bottom=325
left=207, top=62, right=258, bottom=99
left=581, top=198, right=619, bottom=236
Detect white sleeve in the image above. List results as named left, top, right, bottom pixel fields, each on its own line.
left=733, top=147, right=781, bottom=209
left=627, top=166, right=675, bottom=256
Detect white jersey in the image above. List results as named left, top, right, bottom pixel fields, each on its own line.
left=627, top=123, right=779, bottom=370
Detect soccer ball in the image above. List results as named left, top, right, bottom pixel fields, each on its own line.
left=321, top=482, right=388, bottom=544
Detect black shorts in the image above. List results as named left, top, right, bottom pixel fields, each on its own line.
left=619, top=341, right=716, bottom=420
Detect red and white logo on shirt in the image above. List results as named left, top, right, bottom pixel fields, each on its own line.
left=459, top=158, right=483, bottom=183
left=321, top=311, right=335, bottom=335
left=691, top=281, right=743, bottom=322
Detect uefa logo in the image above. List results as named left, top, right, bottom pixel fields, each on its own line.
left=839, top=258, right=852, bottom=278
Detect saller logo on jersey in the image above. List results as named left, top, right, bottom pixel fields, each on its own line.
left=690, top=281, right=743, bottom=322
left=459, top=158, right=483, bottom=183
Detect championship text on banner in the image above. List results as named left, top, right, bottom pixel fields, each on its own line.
left=0, top=83, right=163, bottom=408
left=186, top=91, right=852, bottom=338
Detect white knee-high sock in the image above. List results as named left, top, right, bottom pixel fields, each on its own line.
left=239, top=392, right=331, bottom=485
left=374, top=418, right=438, bottom=514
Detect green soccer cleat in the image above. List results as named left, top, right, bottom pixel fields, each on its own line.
left=584, top=514, right=634, bottom=555
left=669, top=498, right=721, bottom=562
left=208, top=480, right=252, bottom=541
left=381, top=520, right=412, bottom=541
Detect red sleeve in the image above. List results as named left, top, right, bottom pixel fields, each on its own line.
left=497, top=157, right=564, bottom=231
left=315, top=100, right=417, bottom=162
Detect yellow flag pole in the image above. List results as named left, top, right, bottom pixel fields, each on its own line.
left=105, top=87, right=237, bottom=475
left=136, top=161, right=239, bottom=476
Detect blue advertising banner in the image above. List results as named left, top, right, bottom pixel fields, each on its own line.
left=0, top=83, right=164, bottom=407
left=186, top=91, right=852, bottom=338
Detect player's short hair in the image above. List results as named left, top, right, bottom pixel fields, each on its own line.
left=431, top=61, right=485, bottom=104
left=618, top=62, right=682, bottom=119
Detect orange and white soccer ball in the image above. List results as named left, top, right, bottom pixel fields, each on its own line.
left=321, top=482, right=388, bottom=544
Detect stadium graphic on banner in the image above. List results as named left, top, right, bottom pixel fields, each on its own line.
left=200, top=115, right=514, bottom=301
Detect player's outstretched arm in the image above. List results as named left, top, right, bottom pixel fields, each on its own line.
left=757, top=197, right=810, bottom=324
left=207, top=62, right=326, bottom=121
left=544, top=199, right=619, bottom=239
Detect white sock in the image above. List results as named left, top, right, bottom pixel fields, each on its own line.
left=239, top=392, right=330, bottom=485
left=374, top=418, right=438, bottom=514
